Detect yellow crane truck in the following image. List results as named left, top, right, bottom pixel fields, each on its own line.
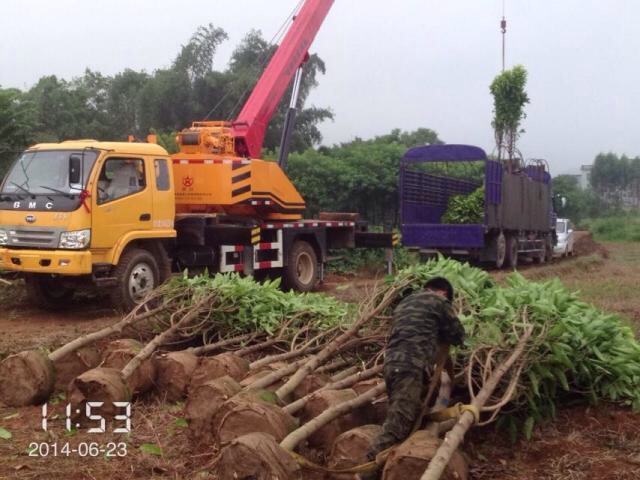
left=0, top=0, right=394, bottom=310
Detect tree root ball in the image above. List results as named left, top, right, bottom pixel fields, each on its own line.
left=213, top=396, right=297, bottom=445
left=301, top=389, right=366, bottom=452
left=189, top=353, right=249, bottom=389
left=66, top=367, right=131, bottom=423
left=382, top=430, right=468, bottom=480
left=102, top=339, right=155, bottom=396
left=211, top=432, right=301, bottom=480
left=353, top=379, right=387, bottom=424
left=53, top=346, right=101, bottom=392
left=292, top=373, right=329, bottom=401
left=0, top=350, right=55, bottom=406
left=185, top=375, right=241, bottom=443
left=328, top=424, right=382, bottom=470
left=153, top=351, right=199, bottom=402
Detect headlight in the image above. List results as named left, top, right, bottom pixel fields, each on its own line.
left=0, top=229, right=7, bottom=246
left=59, top=229, right=91, bottom=249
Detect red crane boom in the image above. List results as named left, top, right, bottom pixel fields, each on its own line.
left=230, top=0, right=334, bottom=158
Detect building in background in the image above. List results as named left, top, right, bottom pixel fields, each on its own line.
left=578, top=165, right=592, bottom=189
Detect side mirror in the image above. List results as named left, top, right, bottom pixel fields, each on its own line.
left=69, top=154, right=82, bottom=185
left=560, top=196, right=567, bottom=208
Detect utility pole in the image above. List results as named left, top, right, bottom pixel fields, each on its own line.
left=501, top=1, right=507, bottom=71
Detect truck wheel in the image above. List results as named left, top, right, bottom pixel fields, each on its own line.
left=545, top=237, right=554, bottom=262
left=533, top=245, right=546, bottom=264
left=110, top=249, right=160, bottom=312
left=282, top=240, right=318, bottom=292
left=505, top=235, right=519, bottom=269
left=24, top=273, right=75, bottom=309
left=494, top=232, right=506, bottom=269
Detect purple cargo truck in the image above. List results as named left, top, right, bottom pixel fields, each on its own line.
left=399, top=144, right=556, bottom=269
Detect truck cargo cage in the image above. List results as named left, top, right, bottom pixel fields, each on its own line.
left=399, top=144, right=555, bottom=268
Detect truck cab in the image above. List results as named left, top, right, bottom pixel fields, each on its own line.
left=0, top=141, right=176, bottom=310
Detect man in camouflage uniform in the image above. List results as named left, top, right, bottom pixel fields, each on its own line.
left=365, top=276, right=465, bottom=466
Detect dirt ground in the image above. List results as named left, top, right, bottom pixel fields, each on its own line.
left=0, top=234, right=639, bottom=479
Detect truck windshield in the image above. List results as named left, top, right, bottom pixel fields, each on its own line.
left=1, top=149, right=97, bottom=196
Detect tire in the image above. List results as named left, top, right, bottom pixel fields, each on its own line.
left=533, top=245, right=546, bottom=264
left=545, top=237, right=554, bottom=262
left=282, top=240, right=319, bottom=292
left=494, top=232, right=507, bottom=269
left=24, top=273, right=75, bottom=309
left=505, top=234, right=519, bottom=269
left=110, top=248, right=160, bottom=312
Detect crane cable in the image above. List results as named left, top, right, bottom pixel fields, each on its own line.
left=203, top=0, right=306, bottom=121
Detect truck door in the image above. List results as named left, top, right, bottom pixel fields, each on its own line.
left=151, top=157, right=175, bottom=230
left=91, top=156, right=153, bottom=251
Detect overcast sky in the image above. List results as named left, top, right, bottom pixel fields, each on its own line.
left=1, top=1, right=639, bottom=174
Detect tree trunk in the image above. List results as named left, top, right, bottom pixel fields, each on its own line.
left=283, top=364, right=383, bottom=415
left=275, top=284, right=403, bottom=401
left=280, top=382, right=385, bottom=451
left=420, top=327, right=532, bottom=480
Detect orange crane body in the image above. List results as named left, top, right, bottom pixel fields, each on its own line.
left=173, top=0, right=335, bottom=220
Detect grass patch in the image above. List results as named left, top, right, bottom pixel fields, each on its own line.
left=583, top=216, right=640, bottom=242
left=327, top=246, right=417, bottom=274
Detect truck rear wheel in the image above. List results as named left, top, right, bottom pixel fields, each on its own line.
left=494, top=232, right=506, bottom=269
left=282, top=240, right=318, bottom=292
left=24, top=273, right=75, bottom=309
left=533, top=244, right=546, bottom=264
left=506, top=235, right=519, bottom=269
left=110, top=248, right=160, bottom=312
left=545, top=237, right=554, bottom=262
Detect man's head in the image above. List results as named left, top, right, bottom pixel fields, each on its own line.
left=424, top=276, right=454, bottom=301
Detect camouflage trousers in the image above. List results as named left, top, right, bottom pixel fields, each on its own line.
left=366, top=365, right=426, bottom=460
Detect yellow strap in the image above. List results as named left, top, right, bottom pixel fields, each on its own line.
left=428, top=403, right=480, bottom=424
left=460, top=404, right=480, bottom=424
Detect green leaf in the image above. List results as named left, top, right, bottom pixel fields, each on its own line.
left=0, top=427, right=12, bottom=440
left=523, top=417, right=535, bottom=440
left=139, top=443, right=162, bottom=456
left=174, top=417, right=188, bottom=428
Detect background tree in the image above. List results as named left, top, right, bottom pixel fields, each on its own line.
left=552, top=174, right=599, bottom=224
left=0, top=25, right=332, bottom=158
left=288, top=128, right=443, bottom=225
left=489, top=65, right=529, bottom=163
left=0, top=88, right=35, bottom=176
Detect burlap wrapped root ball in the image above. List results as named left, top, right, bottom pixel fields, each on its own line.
left=212, top=394, right=297, bottom=445
left=184, top=375, right=242, bottom=443
left=211, top=432, right=301, bottom=480
left=301, top=388, right=367, bottom=452
left=0, top=349, right=55, bottom=406
left=53, top=345, right=101, bottom=392
left=101, top=339, right=155, bottom=396
left=327, top=424, right=382, bottom=470
left=382, top=430, right=468, bottom=480
left=66, top=367, right=131, bottom=425
left=292, top=373, right=330, bottom=400
left=153, top=350, right=199, bottom=402
left=189, top=352, right=250, bottom=389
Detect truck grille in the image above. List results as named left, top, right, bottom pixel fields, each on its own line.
left=6, top=226, right=62, bottom=249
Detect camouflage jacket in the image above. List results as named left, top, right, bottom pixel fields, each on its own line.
left=384, top=290, right=465, bottom=372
